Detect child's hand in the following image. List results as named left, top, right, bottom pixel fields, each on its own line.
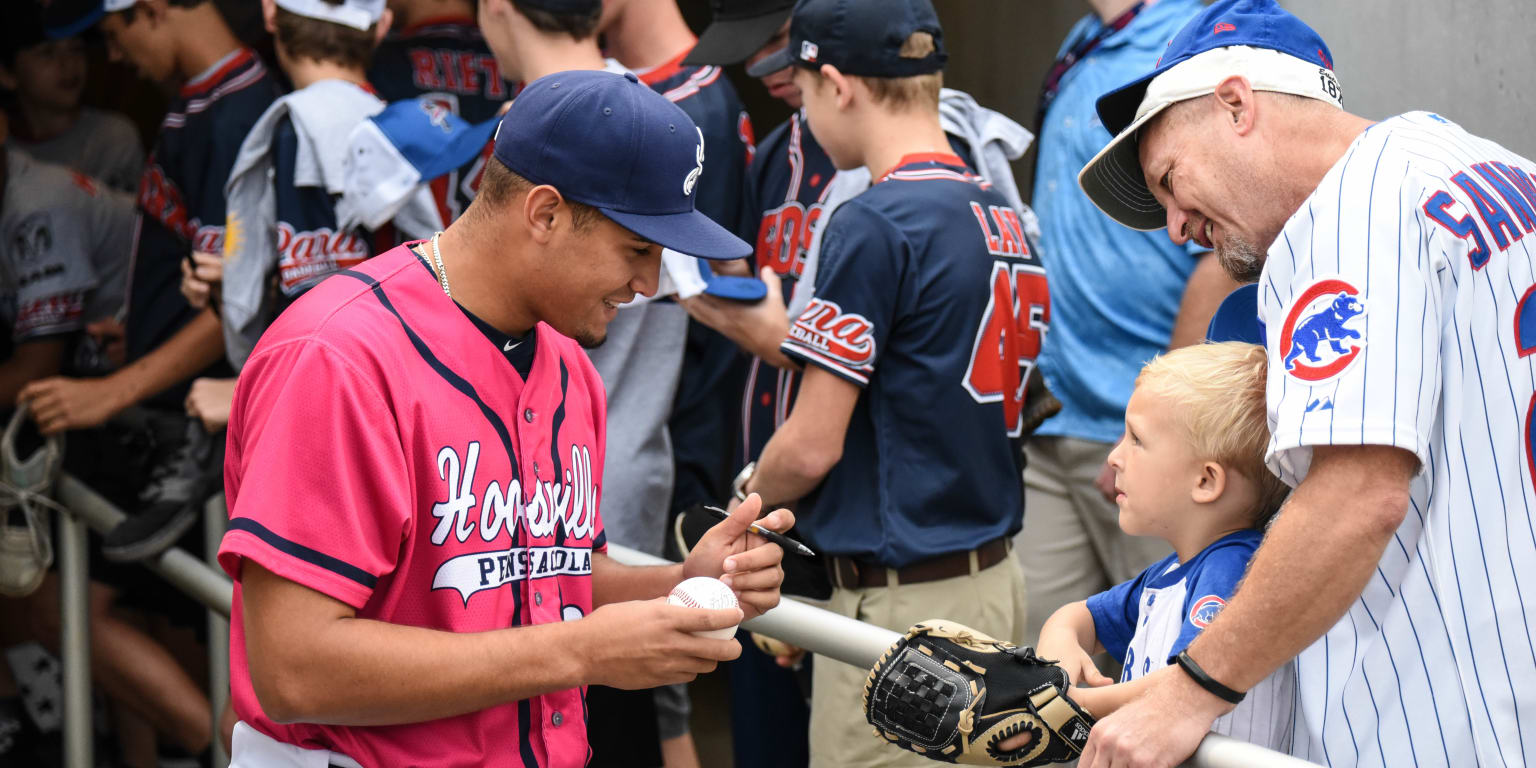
left=1037, top=640, right=1114, bottom=688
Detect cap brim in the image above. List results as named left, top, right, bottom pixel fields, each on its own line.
left=702, top=274, right=769, bottom=301
left=745, top=46, right=796, bottom=79
left=684, top=11, right=791, bottom=67
left=1077, top=104, right=1169, bottom=232
left=44, top=0, right=106, bottom=38
left=600, top=207, right=753, bottom=261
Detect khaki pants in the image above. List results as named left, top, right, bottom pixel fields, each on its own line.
left=808, top=556, right=1027, bottom=768
left=1015, top=435, right=1171, bottom=646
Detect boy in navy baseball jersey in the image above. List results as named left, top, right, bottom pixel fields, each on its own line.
left=1019, top=342, right=1295, bottom=754
left=25, top=0, right=278, bottom=562
left=737, top=0, right=1044, bottom=763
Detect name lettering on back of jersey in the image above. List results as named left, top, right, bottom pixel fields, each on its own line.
left=406, top=48, right=507, bottom=100
left=1189, top=595, right=1227, bottom=628
left=1423, top=160, right=1536, bottom=269
left=1278, top=276, right=1366, bottom=384
left=787, top=298, right=876, bottom=377
left=428, top=441, right=601, bottom=605
left=969, top=202, right=1030, bottom=257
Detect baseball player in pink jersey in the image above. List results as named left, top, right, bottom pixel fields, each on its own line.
left=216, top=70, right=788, bottom=768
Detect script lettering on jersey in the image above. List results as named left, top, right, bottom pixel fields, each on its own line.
left=969, top=202, right=1031, bottom=257
left=407, top=48, right=507, bottom=100
left=787, top=298, right=876, bottom=372
left=430, top=441, right=600, bottom=605
left=275, top=222, right=371, bottom=293
left=14, top=292, right=86, bottom=338
left=1423, top=160, right=1536, bottom=269
left=756, top=201, right=822, bottom=277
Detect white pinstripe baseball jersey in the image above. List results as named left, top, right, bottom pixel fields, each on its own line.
left=1260, top=111, right=1536, bottom=768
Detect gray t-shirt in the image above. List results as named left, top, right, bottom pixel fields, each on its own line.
left=1, top=148, right=134, bottom=345
left=8, top=107, right=144, bottom=193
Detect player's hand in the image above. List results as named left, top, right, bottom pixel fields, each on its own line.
left=180, top=250, right=223, bottom=309
left=577, top=598, right=743, bottom=689
left=682, top=492, right=793, bottom=619
left=1095, top=460, right=1118, bottom=504
left=679, top=266, right=795, bottom=368
left=1079, top=665, right=1229, bottom=768
left=185, top=377, right=237, bottom=433
left=18, top=375, right=126, bottom=435
left=750, top=632, right=806, bottom=669
left=1036, top=638, right=1114, bottom=688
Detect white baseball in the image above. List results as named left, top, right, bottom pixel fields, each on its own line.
left=667, top=576, right=739, bottom=640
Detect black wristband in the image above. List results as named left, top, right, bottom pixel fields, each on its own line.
left=1173, top=650, right=1246, bottom=704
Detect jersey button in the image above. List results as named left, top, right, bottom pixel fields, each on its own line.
left=534, top=591, right=543, bottom=606
left=524, top=408, right=535, bottom=423
left=551, top=711, right=563, bottom=727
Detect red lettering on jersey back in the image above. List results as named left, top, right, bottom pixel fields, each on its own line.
left=964, top=263, right=1049, bottom=436
left=971, top=202, right=1030, bottom=258
left=479, top=55, right=507, bottom=99
left=409, top=49, right=444, bottom=89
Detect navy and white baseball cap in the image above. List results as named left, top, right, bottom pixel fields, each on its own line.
left=43, top=0, right=135, bottom=39
left=494, top=70, right=752, bottom=261
left=745, top=0, right=946, bottom=78
left=274, top=0, right=385, bottom=30
left=685, top=0, right=796, bottom=67
left=1078, top=0, right=1342, bottom=231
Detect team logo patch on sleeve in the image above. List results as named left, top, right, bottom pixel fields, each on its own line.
left=787, top=297, right=876, bottom=372
left=1189, top=595, right=1227, bottom=628
left=1278, top=276, right=1367, bottom=384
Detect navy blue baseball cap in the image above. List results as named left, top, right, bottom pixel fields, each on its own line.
left=684, top=0, right=795, bottom=67
left=1205, top=283, right=1264, bottom=344
left=1078, top=0, right=1342, bottom=231
left=745, top=0, right=946, bottom=79
left=494, top=70, right=751, bottom=260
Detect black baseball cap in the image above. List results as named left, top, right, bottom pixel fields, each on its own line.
left=43, top=0, right=135, bottom=39
left=745, top=0, right=945, bottom=78
left=683, top=0, right=795, bottom=67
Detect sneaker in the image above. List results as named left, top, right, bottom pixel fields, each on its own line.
left=0, top=408, right=62, bottom=596
left=101, top=420, right=210, bottom=563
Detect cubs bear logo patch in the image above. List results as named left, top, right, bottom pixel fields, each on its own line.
left=1189, top=595, right=1227, bottom=629
left=1279, top=276, right=1367, bottom=384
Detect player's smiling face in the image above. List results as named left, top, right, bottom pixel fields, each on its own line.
left=1106, top=387, right=1205, bottom=539
left=1139, top=97, right=1287, bottom=283
left=747, top=21, right=800, bottom=108
left=541, top=211, right=663, bottom=348
left=100, top=10, right=176, bottom=84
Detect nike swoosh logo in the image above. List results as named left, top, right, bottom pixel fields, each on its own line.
left=503, top=340, right=521, bottom=352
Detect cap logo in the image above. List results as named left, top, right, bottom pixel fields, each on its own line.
left=1318, top=49, right=1333, bottom=69
left=1213, top=22, right=1236, bottom=34
left=683, top=127, right=704, bottom=197
left=800, top=41, right=819, bottom=63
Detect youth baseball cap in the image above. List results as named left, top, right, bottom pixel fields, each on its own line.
left=493, top=70, right=752, bottom=261
left=1078, top=0, right=1342, bottom=231
left=274, top=0, right=385, bottom=30
left=43, top=0, right=135, bottom=39
left=745, top=0, right=946, bottom=78
left=684, top=0, right=795, bottom=67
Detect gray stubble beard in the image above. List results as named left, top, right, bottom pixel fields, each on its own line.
left=1217, top=234, right=1266, bottom=283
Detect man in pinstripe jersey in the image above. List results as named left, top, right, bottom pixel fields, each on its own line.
left=1076, top=1, right=1536, bottom=766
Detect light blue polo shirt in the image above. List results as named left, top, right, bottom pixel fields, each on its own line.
left=1033, top=0, right=1209, bottom=444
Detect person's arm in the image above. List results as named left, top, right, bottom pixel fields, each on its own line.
left=1034, top=601, right=1112, bottom=687
left=19, top=309, right=224, bottom=434
left=742, top=365, right=860, bottom=507
left=240, top=560, right=742, bottom=726
left=1079, top=444, right=1416, bottom=767
left=0, top=339, right=66, bottom=407
left=1167, top=253, right=1240, bottom=350
left=679, top=265, right=800, bottom=370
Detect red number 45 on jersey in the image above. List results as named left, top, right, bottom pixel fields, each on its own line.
left=964, top=262, right=1049, bottom=437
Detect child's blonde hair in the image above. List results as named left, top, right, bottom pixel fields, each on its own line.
left=804, top=32, right=943, bottom=111
left=1135, top=342, right=1289, bottom=527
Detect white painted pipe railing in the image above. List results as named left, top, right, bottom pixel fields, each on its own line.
left=606, top=543, right=1321, bottom=768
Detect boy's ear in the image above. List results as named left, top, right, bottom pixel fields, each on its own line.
left=373, top=8, right=394, bottom=45
left=819, top=63, right=855, bottom=110
left=1192, top=460, right=1226, bottom=504
left=523, top=185, right=563, bottom=243
left=261, top=0, right=278, bottom=34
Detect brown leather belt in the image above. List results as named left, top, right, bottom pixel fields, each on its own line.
left=828, top=537, right=1012, bottom=589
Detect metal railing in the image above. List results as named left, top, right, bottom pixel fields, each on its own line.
left=40, top=478, right=1316, bottom=768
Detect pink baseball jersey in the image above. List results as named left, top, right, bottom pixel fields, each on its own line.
left=217, top=243, right=608, bottom=768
